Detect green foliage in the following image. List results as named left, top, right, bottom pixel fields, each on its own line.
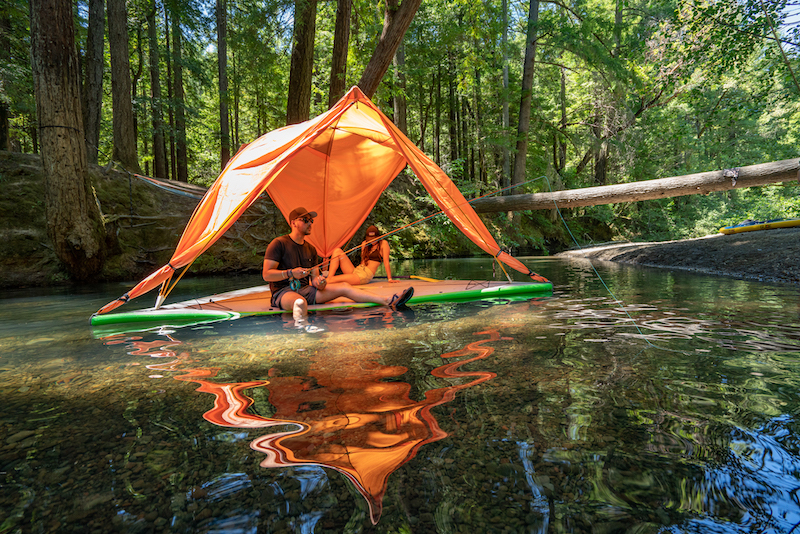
left=8, top=0, right=800, bottom=256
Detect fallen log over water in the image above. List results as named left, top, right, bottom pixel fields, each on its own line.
left=472, top=158, right=800, bottom=213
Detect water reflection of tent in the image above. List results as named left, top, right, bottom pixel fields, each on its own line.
left=95, top=86, right=548, bottom=316
left=169, top=330, right=501, bottom=525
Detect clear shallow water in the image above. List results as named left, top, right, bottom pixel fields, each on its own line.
left=2, top=257, right=800, bottom=533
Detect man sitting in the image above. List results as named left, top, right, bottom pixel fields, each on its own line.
left=262, top=207, right=414, bottom=321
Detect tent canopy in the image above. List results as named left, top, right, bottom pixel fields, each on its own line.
left=96, top=86, right=548, bottom=316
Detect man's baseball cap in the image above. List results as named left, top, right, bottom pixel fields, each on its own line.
left=289, top=207, right=317, bottom=221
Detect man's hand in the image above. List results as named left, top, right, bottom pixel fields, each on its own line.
left=313, top=275, right=327, bottom=289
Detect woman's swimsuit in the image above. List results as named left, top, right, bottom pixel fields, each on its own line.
left=353, top=243, right=382, bottom=284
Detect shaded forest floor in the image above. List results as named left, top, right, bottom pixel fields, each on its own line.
left=556, top=227, right=800, bottom=285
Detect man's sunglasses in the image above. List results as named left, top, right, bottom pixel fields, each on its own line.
left=298, top=217, right=314, bottom=224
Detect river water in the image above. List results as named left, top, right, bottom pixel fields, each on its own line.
left=2, top=257, right=800, bottom=533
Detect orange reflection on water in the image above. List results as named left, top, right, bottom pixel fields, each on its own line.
left=106, top=329, right=503, bottom=524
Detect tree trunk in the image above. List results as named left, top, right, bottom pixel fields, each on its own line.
left=84, top=0, right=104, bottom=163
left=147, top=1, right=167, bottom=179
left=392, top=42, right=407, bottom=134
left=107, top=0, right=140, bottom=172
left=0, top=10, right=10, bottom=150
left=217, top=0, right=230, bottom=169
left=164, top=4, right=175, bottom=180
left=511, top=0, right=539, bottom=187
left=556, top=64, right=566, bottom=174
left=171, top=7, right=188, bottom=182
left=286, top=0, right=317, bottom=125
left=472, top=159, right=800, bottom=212
left=501, top=0, right=510, bottom=192
left=434, top=64, right=441, bottom=164
left=131, top=27, right=144, bottom=142
left=328, top=0, right=351, bottom=107
left=357, top=0, right=421, bottom=98
left=30, top=0, right=106, bottom=279
left=447, top=51, right=457, bottom=163
left=474, top=65, right=485, bottom=186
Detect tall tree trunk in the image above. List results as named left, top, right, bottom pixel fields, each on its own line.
left=30, top=0, right=106, bottom=279
left=434, top=64, right=441, bottom=164
left=501, top=0, right=510, bottom=191
left=84, top=0, right=104, bottom=163
left=233, top=49, right=240, bottom=147
left=393, top=42, right=407, bottom=134
left=107, top=0, right=140, bottom=172
left=0, top=10, right=10, bottom=150
left=357, top=0, right=421, bottom=98
left=165, top=4, right=175, bottom=180
left=447, top=51, right=457, bottom=164
left=328, top=0, right=351, bottom=107
left=131, top=26, right=144, bottom=141
left=557, top=65, right=566, bottom=174
left=474, top=65, right=485, bottom=186
left=217, top=0, right=230, bottom=169
left=511, top=0, right=539, bottom=187
left=147, top=1, right=167, bottom=179
left=171, top=7, right=188, bottom=182
left=286, top=0, right=317, bottom=125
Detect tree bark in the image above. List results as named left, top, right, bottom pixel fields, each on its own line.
left=107, top=0, right=140, bottom=172
left=0, top=10, right=10, bottom=150
left=328, top=0, right=351, bottom=107
left=448, top=51, right=457, bottom=163
left=511, top=0, right=539, bottom=187
left=146, top=1, right=167, bottom=179
left=357, top=0, right=421, bottom=98
left=84, top=0, right=104, bottom=163
left=434, top=64, right=441, bottom=164
left=393, top=42, right=407, bottom=134
left=217, top=0, right=230, bottom=169
left=286, top=0, right=317, bottom=125
left=171, top=7, right=188, bottom=182
left=501, top=0, right=510, bottom=191
left=29, top=0, right=106, bottom=279
left=471, top=159, right=800, bottom=212
left=164, top=4, right=175, bottom=180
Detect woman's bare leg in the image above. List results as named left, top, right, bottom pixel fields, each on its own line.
left=327, top=248, right=355, bottom=276
left=325, top=272, right=365, bottom=285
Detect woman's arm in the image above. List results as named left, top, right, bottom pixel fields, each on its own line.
left=381, top=240, right=398, bottom=282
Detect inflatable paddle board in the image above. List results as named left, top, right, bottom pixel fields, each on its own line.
left=90, top=278, right=553, bottom=336
left=719, top=218, right=800, bottom=235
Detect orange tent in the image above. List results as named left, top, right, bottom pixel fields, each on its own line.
left=95, top=86, right=548, bottom=316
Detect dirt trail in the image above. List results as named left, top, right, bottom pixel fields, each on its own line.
left=556, top=227, right=800, bottom=285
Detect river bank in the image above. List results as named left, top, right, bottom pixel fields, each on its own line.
left=556, top=226, right=800, bottom=285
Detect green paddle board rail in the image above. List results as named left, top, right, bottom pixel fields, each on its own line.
left=90, top=281, right=553, bottom=337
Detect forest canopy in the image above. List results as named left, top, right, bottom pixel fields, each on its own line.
left=3, top=0, right=800, bottom=251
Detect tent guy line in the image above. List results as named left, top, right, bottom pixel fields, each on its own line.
left=314, top=175, right=549, bottom=275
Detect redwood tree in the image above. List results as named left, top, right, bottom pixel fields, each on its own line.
left=286, top=0, right=317, bottom=125
left=147, top=0, right=167, bottom=179
left=107, top=0, right=140, bottom=172
left=328, top=0, right=351, bottom=107
left=217, top=0, right=230, bottom=168
left=511, top=0, right=539, bottom=187
left=29, top=0, right=106, bottom=279
left=84, top=0, right=104, bottom=164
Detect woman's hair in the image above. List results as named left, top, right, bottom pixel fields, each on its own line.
left=361, top=225, right=381, bottom=265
